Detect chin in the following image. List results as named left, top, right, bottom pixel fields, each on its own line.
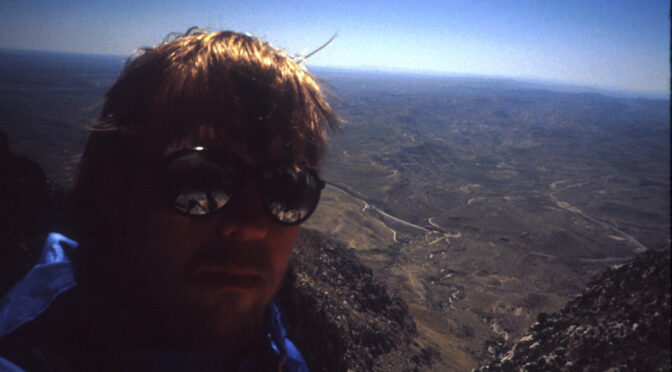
left=186, top=290, right=270, bottom=348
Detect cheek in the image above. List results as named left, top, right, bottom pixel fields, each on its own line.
left=268, top=226, right=300, bottom=277
left=140, top=207, right=209, bottom=279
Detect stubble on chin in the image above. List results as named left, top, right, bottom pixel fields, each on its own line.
left=166, top=289, right=269, bottom=354
left=207, top=292, right=266, bottom=350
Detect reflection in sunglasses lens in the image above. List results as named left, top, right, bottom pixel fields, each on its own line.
left=163, top=148, right=321, bottom=224
left=174, top=190, right=232, bottom=215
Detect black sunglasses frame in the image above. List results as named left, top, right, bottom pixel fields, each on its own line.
left=159, top=147, right=325, bottom=226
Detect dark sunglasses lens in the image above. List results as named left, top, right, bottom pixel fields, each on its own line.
left=262, top=165, right=322, bottom=224
left=162, top=151, right=238, bottom=216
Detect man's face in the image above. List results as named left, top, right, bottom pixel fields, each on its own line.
left=115, top=136, right=305, bottom=350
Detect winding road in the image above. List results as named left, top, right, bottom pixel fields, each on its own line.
left=549, top=177, right=648, bottom=254
left=323, top=176, right=646, bottom=262
left=530, top=251, right=634, bottom=263
left=325, top=182, right=461, bottom=244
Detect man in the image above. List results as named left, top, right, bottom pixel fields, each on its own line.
left=0, top=28, right=337, bottom=371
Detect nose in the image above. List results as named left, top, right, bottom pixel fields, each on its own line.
left=216, top=184, right=270, bottom=241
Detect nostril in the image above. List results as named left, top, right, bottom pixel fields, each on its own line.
left=216, top=185, right=270, bottom=241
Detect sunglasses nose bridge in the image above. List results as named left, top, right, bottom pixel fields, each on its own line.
left=216, top=180, right=270, bottom=241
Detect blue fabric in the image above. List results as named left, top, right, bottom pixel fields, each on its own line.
left=0, top=233, right=309, bottom=372
left=0, top=356, right=24, bottom=372
left=0, top=233, right=78, bottom=340
left=282, top=338, right=309, bottom=372
left=269, top=301, right=309, bottom=372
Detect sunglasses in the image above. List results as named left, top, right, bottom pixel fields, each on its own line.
left=160, top=147, right=325, bottom=225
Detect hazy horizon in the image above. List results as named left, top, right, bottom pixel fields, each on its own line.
left=0, top=1, right=669, bottom=96
left=1, top=46, right=668, bottom=100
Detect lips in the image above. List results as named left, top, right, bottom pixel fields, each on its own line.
left=191, top=266, right=266, bottom=291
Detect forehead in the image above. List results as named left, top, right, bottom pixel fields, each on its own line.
left=161, top=126, right=309, bottom=166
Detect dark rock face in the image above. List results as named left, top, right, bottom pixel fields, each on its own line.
left=0, top=130, right=65, bottom=296
left=475, top=248, right=671, bottom=372
left=278, top=228, right=434, bottom=372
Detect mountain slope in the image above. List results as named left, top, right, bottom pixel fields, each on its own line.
left=279, top=228, right=436, bottom=371
left=475, top=248, right=671, bottom=371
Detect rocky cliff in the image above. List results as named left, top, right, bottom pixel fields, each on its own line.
left=279, top=228, right=436, bottom=371
left=0, top=129, right=65, bottom=295
left=475, top=248, right=671, bottom=371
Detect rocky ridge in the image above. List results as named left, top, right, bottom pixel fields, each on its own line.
left=475, top=248, right=671, bottom=371
left=0, top=130, right=65, bottom=295
left=279, top=228, right=436, bottom=371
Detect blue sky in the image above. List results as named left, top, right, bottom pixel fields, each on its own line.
left=0, top=0, right=669, bottom=95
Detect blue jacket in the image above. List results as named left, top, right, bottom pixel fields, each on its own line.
left=0, top=233, right=308, bottom=372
